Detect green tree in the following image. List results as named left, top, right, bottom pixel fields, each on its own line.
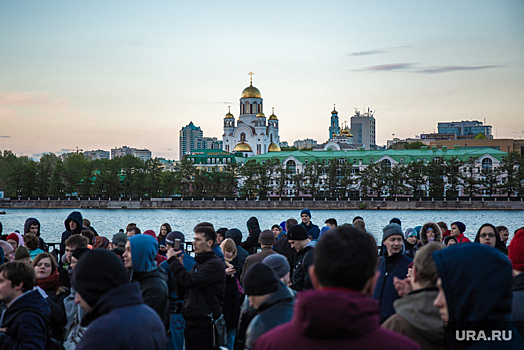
left=425, top=158, right=445, bottom=197
left=498, top=151, right=522, bottom=197
left=444, top=157, right=463, bottom=197
left=461, top=157, right=479, bottom=197
left=404, top=160, right=426, bottom=197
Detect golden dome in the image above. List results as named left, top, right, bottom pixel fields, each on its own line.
left=256, top=112, right=266, bottom=118
left=241, top=83, right=262, bottom=98
left=331, top=109, right=338, bottom=114
left=224, top=112, right=234, bottom=119
left=341, top=126, right=353, bottom=137
left=269, top=107, right=278, bottom=120
left=268, top=142, right=281, bottom=152
left=233, top=141, right=252, bottom=152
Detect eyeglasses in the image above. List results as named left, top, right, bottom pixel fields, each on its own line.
left=479, top=233, right=495, bottom=238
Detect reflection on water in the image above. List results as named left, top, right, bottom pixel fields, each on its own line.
left=0, top=208, right=522, bottom=245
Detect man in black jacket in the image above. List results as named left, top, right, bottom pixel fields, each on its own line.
left=167, top=225, right=226, bottom=350
left=287, top=224, right=316, bottom=292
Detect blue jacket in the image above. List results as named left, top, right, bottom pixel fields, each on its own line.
left=300, top=222, right=320, bottom=240
left=372, top=252, right=412, bottom=323
left=0, top=289, right=50, bottom=350
left=77, top=282, right=166, bottom=350
left=433, top=244, right=524, bottom=350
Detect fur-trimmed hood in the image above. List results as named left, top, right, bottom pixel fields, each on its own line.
left=420, top=222, right=442, bottom=245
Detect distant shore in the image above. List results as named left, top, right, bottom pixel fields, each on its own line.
left=1, top=198, right=523, bottom=210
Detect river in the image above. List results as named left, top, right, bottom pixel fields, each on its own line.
left=0, top=208, right=522, bottom=245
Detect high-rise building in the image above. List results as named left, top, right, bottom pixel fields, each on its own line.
left=133, top=149, right=152, bottom=162
left=198, top=137, right=223, bottom=150
left=84, top=149, right=110, bottom=160
left=294, top=139, right=318, bottom=149
left=111, top=146, right=135, bottom=159
left=179, top=122, right=203, bottom=159
left=351, top=108, right=376, bottom=150
left=438, top=120, right=492, bottom=139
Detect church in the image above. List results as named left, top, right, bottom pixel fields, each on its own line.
left=222, top=73, right=281, bottom=156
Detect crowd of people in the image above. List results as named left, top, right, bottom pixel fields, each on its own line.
left=0, top=209, right=522, bottom=350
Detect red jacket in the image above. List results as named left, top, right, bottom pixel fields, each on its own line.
left=455, top=233, right=471, bottom=243
left=253, top=288, right=420, bottom=350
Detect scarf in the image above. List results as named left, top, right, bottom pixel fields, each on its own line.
left=36, top=268, right=61, bottom=294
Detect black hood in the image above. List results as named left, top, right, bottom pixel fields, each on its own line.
left=226, top=228, right=243, bottom=245
left=64, top=211, right=83, bottom=234
left=24, top=218, right=40, bottom=236
left=247, top=217, right=260, bottom=231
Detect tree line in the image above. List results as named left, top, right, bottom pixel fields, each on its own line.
left=0, top=150, right=523, bottom=199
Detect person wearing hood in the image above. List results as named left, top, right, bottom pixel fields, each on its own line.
left=124, top=234, right=169, bottom=328
left=242, top=217, right=261, bottom=255
left=382, top=243, right=444, bottom=350
left=0, top=261, right=51, bottom=349
left=403, top=228, right=419, bottom=259
left=60, top=211, right=88, bottom=257
left=450, top=221, right=471, bottom=244
left=299, top=209, right=320, bottom=240
left=287, top=224, right=316, bottom=292
left=508, top=228, right=524, bottom=340
left=273, top=219, right=297, bottom=279
left=24, top=218, right=47, bottom=251
left=433, top=243, right=524, bottom=349
left=73, top=250, right=166, bottom=350
left=420, top=222, right=443, bottom=245
left=253, top=226, right=419, bottom=350
left=372, top=223, right=413, bottom=323
left=473, top=223, right=507, bottom=254
left=226, top=228, right=249, bottom=276
left=243, top=263, right=294, bottom=350
left=160, top=231, right=196, bottom=350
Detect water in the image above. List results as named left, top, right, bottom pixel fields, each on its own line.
left=0, top=208, right=522, bottom=245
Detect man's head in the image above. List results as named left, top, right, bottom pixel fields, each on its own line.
left=65, top=235, right=89, bottom=263
left=0, top=262, right=35, bottom=307
left=508, top=228, right=524, bottom=275
left=496, top=225, right=509, bottom=244
left=285, top=218, right=298, bottom=232
left=194, top=222, right=214, bottom=231
left=193, top=225, right=216, bottom=254
left=450, top=221, right=465, bottom=237
left=437, top=221, right=448, bottom=233
left=123, top=234, right=158, bottom=272
left=411, top=243, right=442, bottom=290
left=258, top=230, right=276, bottom=247
left=166, top=231, right=185, bottom=248
left=73, top=250, right=129, bottom=312
left=352, top=216, right=363, bottom=223
left=80, top=230, right=95, bottom=244
left=126, top=227, right=140, bottom=237
left=243, top=262, right=280, bottom=309
left=271, top=225, right=282, bottom=238
left=24, top=218, right=40, bottom=236
left=126, top=223, right=137, bottom=236
left=287, top=224, right=310, bottom=252
left=23, top=234, right=39, bottom=251
left=300, top=209, right=312, bottom=225
left=112, top=232, right=128, bottom=252
left=6, top=233, right=20, bottom=250
left=353, top=219, right=365, bottom=232
left=262, top=254, right=290, bottom=286
left=82, top=219, right=91, bottom=228
left=310, top=226, right=378, bottom=295
left=68, top=220, right=79, bottom=232
left=324, top=218, right=337, bottom=229
left=382, top=223, right=404, bottom=256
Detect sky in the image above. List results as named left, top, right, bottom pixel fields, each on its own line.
left=1, top=0, right=523, bottom=160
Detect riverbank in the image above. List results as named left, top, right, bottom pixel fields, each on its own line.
left=1, top=198, right=523, bottom=210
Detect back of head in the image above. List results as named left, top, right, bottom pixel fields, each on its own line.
left=412, top=243, right=442, bottom=288
left=82, top=219, right=91, bottom=228
left=353, top=219, right=365, bottom=232
left=262, top=254, right=289, bottom=279
left=285, top=218, right=298, bottom=232
left=0, top=261, right=35, bottom=292
left=258, top=230, right=275, bottom=246
left=225, top=229, right=242, bottom=245
left=247, top=217, right=260, bottom=230
left=66, top=234, right=89, bottom=249
left=437, top=221, right=448, bottom=232
left=80, top=230, right=95, bottom=244
left=23, top=233, right=39, bottom=251
left=314, top=226, right=378, bottom=291
left=112, top=232, right=128, bottom=250
left=73, top=249, right=129, bottom=307
left=352, top=216, right=363, bottom=223
left=166, top=231, right=185, bottom=245
left=243, top=262, right=279, bottom=296
left=128, top=234, right=158, bottom=272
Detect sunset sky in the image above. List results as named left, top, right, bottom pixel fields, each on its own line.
left=1, top=0, right=523, bottom=160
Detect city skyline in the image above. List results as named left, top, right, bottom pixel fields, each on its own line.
left=1, top=1, right=523, bottom=160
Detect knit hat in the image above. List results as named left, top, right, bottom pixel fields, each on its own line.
left=414, top=225, right=422, bottom=235
left=73, top=249, right=129, bottom=307
left=143, top=230, right=157, bottom=239
left=92, top=236, right=110, bottom=250
left=444, top=236, right=458, bottom=246
left=112, top=232, right=128, bottom=249
left=262, top=254, right=289, bottom=279
left=0, top=240, right=14, bottom=256
left=243, top=262, right=280, bottom=296
left=14, top=246, right=30, bottom=260
left=390, top=218, right=402, bottom=227
left=166, top=231, right=185, bottom=245
left=508, top=229, right=524, bottom=272
left=382, top=223, right=404, bottom=242
left=404, top=228, right=417, bottom=239
left=258, top=230, right=276, bottom=246
left=72, top=247, right=90, bottom=260
left=287, top=224, right=308, bottom=241
left=300, top=208, right=312, bottom=218
left=6, top=233, right=19, bottom=244
left=452, top=221, right=466, bottom=233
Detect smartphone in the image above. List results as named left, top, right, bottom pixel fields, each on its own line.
left=174, top=238, right=181, bottom=251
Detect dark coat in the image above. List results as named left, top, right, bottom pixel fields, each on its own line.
left=372, top=252, right=412, bottom=323
left=60, top=211, right=87, bottom=256
left=168, top=250, right=226, bottom=322
left=225, top=229, right=249, bottom=275
left=511, top=273, right=524, bottom=340
left=300, top=221, right=320, bottom=240
left=241, top=247, right=278, bottom=284
left=24, top=218, right=47, bottom=251
left=160, top=251, right=196, bottom=312
left=0, top=289, right=51, bottom=350
left=242, top=217, right=261, bottom=255
left=78, top=282, right=166, bottom=350
left=272, top=234, right=296, bottom=278
left=245, top=282, right=294, bottom=350
left=253, top=289, right=420, bottom=350
left=131, top=268, right=169, bottom=326
left=223, top=266, right=241, bottom=330
left=291, top=241, right=316, bottom=292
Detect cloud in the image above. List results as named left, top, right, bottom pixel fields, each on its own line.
left=358, top=63, right=416, bottom=71
left=0, top=135, right=11, bottom=138
left=417, top=65, right=501, bottom=74
left=0, top=91, right=69, bottom=108
left=348, top=45, right=412, bottom=57
left=167, top=148, right=172, bottom=151
left=0, top=106, right=17, bottom=119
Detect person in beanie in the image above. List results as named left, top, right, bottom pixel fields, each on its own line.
left=262, top=254, right=291, bottom=287
left=509, top=228, right=524, bottom=339
left=433, top=244, right=524, bottom=349
left=14, top=246, right=31, bottom=264
left=253, top=226, right=419, bottom=350
left=299, top=209, right=320, bottom=240
left=287, top=224, right=316, bottom=292
left=73, top=250, right=166, bottom=350
left=403, top=228, right=418, bottom=259
left=111, top=232, right=128, bottom=262
left=91, top=236, right=110, bottom=250
left=241, top=230, right=278, bottom=283
left=243, top=262, right=294, bottom=350
left=272, top=218, right=297, bottom=280
left=372, top=223, right=412, bottom=323
left=450, top=221, right=470, bottom=243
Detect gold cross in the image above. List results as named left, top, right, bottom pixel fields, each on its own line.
left=272, top=107, right=275, bottom=114
left=248, top=71, right=254, bottom=84
left=228, top=105, right=231, bottom=113
left=333, top=103, right=336, bottom=111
